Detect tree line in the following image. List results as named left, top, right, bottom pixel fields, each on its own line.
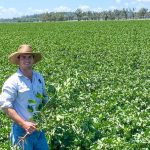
left=0, top=8, right=150, bottom=22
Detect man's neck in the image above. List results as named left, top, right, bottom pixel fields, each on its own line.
left=19, top=68, right=33, bottom=80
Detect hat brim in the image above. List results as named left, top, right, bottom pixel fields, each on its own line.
left=8, top=52, right=42, bottom=65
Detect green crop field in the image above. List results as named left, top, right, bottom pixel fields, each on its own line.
left=0, top=20, right=150, bottom=149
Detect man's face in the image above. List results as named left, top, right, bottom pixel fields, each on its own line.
left=18, top=54, right=34, bottom=69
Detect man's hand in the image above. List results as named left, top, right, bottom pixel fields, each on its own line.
left=3, top=108, right=37, bottom=134
left=22, top=121, right=37, bottom=134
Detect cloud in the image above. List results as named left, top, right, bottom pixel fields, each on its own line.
left=54, top=6, right=71, bottom=12
left=93, top=7, right=103, bottom=12
left=78, top=5, right=90, bottom=12
left=1, top=0, right=150, bottom=19
left=108, top=6, right=117, bottom=10
left=0, top=6, right=21, bottom=19
left=25, top=8, right=49, bottom=15
left=124, top=2, right=129, bottom=7
left=129, top=0, right=150, bottom=10
left=0, top=6, right=52, bottom=19
left=136, top=0, right=150, bottom=1
left=115, top=0, right=121, bottom=3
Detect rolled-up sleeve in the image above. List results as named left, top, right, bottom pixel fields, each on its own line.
left=0, top=79, right=17, bottom=109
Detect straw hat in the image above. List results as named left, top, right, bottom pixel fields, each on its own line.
left=8, top=44, right=42, bottom=65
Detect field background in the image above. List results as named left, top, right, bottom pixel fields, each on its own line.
left=0, top=20, right=149, bottom=149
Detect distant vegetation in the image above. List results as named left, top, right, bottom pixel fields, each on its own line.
left=0, top=8, right=150, bottom=22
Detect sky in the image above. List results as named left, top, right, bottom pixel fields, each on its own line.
left=0, top=0, right=150, bottom=19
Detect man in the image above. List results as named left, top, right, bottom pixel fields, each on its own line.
left=0, top=44, right=49, bottom=150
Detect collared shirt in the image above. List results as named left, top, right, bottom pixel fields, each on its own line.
left=0, top=69, right=48, bottom=121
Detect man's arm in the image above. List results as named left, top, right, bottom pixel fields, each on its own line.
left=4, top=107, right=36, bottom=134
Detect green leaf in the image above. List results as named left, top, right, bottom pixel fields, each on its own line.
left=27, top=105, right=34, bottom=113
left=48, top=85, right=56, bottom=94
left=28, top=99, right=37, bottom=104
left=37, top=103, right=44, bottom=111
left=29, top=117, right=34, bottom=121
left=36, top=92, right=44, bottom=100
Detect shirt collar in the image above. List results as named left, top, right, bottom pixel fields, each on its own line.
left=17, top=68, right=24, bottom=77
left=17, top=68, right=35, bottom=77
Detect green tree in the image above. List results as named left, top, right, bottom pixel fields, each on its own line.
left=114, top=9, right=121, bottom=20
left=101, top=11, right=108, bottom=20
left=40, top=12, right=50, bottom=22
left=75, top=9, right=83, bottom=21
left=138, top=8, right=148, bottom=18
left=121, top=8, right=128, bottom=19
left=130, top=8, right=136, bottom=19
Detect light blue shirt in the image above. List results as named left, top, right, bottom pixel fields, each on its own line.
left=0, top=69, right=48, bottom=121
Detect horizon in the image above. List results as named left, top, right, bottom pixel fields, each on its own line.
left=0, top=0, right=150, bottom=19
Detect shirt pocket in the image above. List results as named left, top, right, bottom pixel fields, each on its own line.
left=35, top=84, right=43, bottom=95
left=34, top=78, right=43, bottom=95
left=18, top=85, right=30, bottom=101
